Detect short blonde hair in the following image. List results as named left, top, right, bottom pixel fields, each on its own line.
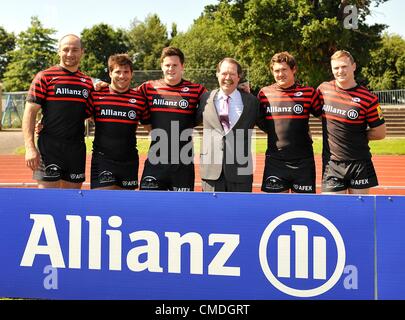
left=331, top=50, right=355, bottom=64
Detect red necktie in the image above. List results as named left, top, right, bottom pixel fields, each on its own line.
left=219, top=95, right=230, bottom=132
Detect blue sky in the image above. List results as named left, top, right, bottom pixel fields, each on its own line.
left=0, top=0, right=403, bottom=39
left=365, top=0, right=404, bottom=36
left=0, top=0, right=218, bottom=38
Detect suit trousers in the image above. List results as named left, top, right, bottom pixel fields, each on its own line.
left=201, top=171, right=252, bottom=192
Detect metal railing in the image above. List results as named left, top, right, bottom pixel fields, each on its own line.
left=373, top=89, right=405, bottom=105
left=1, top=91, right=27, bottom=129
left=1, top=88, right=404, bottom=129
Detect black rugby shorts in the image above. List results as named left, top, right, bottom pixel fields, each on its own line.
left=34, top=135, right=86, bottom=183
left=140, top=159, right=194, bottom=191
left=90, top=151, right=139, bottom=190
left=322, top=158, right=378, bottom=192
left=261, top=156, right=316, bottom=193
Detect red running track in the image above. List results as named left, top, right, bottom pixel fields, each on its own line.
left=0, top=155, right=404, bottom=195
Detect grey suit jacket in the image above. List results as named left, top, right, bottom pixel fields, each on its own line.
left=196, top=89, right=260, bottom=183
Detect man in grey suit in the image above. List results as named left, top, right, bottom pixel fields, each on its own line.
left=196, top=58, right=262, bottom=192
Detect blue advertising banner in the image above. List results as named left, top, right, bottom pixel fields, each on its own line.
left=376, top=196, right=405, bottom=300
left=0, top=189, right=375, bottom=299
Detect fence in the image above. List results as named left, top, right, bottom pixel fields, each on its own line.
left=373, top=89, right=405, bottom=105
left=1, top=87, right=404, bottom=131
left=0, top=68, right=248, bottom=130
left=1, top=91, right=26, bottom=129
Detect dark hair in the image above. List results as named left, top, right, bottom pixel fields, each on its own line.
left=108, top=54, right=133, bottom=73
left=270, top=51, right=297, bottom=70
left=216, top=58, right=243, bottom=77
left=160, top=47, right=185, bottom=64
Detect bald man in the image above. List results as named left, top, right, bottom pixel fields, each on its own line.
left=23, top=34, right=93, bottom=189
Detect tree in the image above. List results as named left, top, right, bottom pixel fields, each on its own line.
left=170, top=23, right=178, bottom=39
left=127, top=14, right=169, bottom=70
left=206, top=0, right=387, bottom=90
left=80, top=24, right=130, bottom=81
left=362, top=33, right=405, bottom=90
left=2, top=17, right=57, bottom=91
left=0, top=26, right=16, bottom=81
left=171, top=13, right=236, bottom=89
left=171, top=12, right=235, bottom=69
left=396, top=54, right=405, bottom=89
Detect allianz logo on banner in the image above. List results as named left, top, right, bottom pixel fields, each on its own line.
left=260, top=211, right=347, bottom=298
left=20, top=211, right=350, bottom=298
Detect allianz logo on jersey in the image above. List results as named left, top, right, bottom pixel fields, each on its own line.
left=259, top=211, right=346, bottom=297
left=323, top=105, right=359, bottom=119
left=19, top=210, right=346, bottom=298
left=100, top=109, right=136, bottom=120
left=266, top=104, right=303, bottom=115
left=55, top=86, right=89, bottom=98
left=152, top=97, right=189, bottom=109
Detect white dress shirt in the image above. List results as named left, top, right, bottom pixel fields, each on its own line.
left=214, top=89, right=244, bottom=130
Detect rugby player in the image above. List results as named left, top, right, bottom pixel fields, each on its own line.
left=258, top=51, right=322, bottom=193
left=317, top=50, right=386, bottom=194
left=23, top=34, right=93, bottom=189
left=137, top=47, right=206, bottom=191
left=91, top=54, right=151, bottom=190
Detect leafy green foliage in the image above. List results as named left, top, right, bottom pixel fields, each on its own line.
left=0, top=26, right=16, bottom=80
left=127, top=14, right=169, bottom=70
left=362, top=33, right=405, bottom=90
left=1, top=1, right=403, bottom=93
left=2, top=17, right=57, bottom=91
left=204, top=0, right=387, bottom=90
left=171, top=13, right=236, bottom=89
left=80, top=24, right=130, bottom=81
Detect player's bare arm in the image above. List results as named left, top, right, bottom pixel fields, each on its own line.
left=22, top=102, right=41, bottom=170
left=367, top=123, right=386, bottom=141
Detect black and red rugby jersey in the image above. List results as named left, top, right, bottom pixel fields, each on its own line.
left=27, top=65, right=93, bottom=141
left=258, top=83, right=322, bottom=160
left=138, top=79, right=206, bottom=159
left=316, top=80, right=385, bottom=161
left=92, top=86, right=150, bottom=161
